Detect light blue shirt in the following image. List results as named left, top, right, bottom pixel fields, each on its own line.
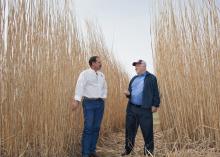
left=131, top=73, right=146, bottom=105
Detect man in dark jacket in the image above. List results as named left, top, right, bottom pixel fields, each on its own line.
left=121, top=59, right=160, bottom=156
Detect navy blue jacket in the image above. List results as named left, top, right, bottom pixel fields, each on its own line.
left=127, top=71, right=160, bottom=109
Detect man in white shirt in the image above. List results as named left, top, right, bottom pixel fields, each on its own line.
left=71, top=56, right=107, bottom=157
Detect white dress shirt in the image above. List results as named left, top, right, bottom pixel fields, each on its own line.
left=74, top=68, right=107, bottom=101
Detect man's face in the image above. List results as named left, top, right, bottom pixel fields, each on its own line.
left=93, top=57, right=102, bottom=70
left=135, top=64, right=146, bottom=75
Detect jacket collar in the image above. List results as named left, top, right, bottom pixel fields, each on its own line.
left=145, top=71, right=151, bottom=76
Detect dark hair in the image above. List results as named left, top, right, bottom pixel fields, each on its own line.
left=89, top=56, right=99, bottom=66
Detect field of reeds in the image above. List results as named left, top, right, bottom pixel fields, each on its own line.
left=152, top=0, right=220, bottom=156
left=1, top=0, right=220, bottom=157
left=0, top=0, right=129, bottom=156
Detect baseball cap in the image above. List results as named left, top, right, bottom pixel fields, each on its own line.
left=132, top=59, right=146, bottom=66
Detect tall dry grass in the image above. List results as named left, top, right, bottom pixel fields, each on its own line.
left=0, top=0, right=129, bottom=156
left=153, top=0, right=220, bottom=152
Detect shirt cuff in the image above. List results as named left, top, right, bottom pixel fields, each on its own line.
left=102, top=95, right=107, bottom=99
left=74, top=95, right=82, bottom=102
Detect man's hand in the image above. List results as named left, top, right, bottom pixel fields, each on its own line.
left=124, top=90, right=130, bottom=96
left=152, top=106, right=158, bottom=113
left=71, top=100, right=80, bottom=111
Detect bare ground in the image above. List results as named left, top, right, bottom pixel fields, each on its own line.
left=96, top=128, right=220, bottom=157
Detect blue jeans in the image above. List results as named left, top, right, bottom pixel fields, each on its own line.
left=82, top=98, right=104, bottom=156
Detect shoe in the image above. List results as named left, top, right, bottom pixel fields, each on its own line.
left=89, top=152, right=99, bottom=157
left=121, top=150, right=130, bottom=156
left=144, top=150, right=154, bottom=156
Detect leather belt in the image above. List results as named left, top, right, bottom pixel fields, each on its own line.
left=83, top=97, right=102, bottom=101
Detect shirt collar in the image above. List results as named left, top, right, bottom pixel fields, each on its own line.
left=138, top=72, right=147, bottom=77
left=89, top=68, right=99, bottom=74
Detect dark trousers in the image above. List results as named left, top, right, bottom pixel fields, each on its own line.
left=125, top=103, right=154, bottom=154
left=82, top=98, right=104, bottom=156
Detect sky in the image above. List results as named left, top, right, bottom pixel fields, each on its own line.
left=74, top=0, right=154, bottom=76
